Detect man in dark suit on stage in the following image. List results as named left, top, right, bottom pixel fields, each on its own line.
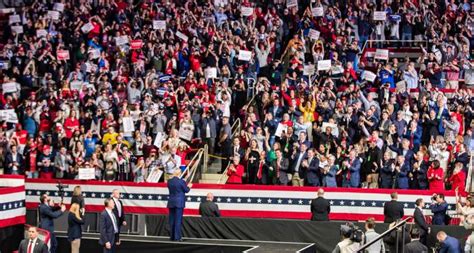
left=38, top=194, right=65, bottom=253
left=111, top=189, right=126, bottom=245
left=167, top=169, right=191, bottom=241
left=413, top=198, right=429, bottom=245
left=99, top=198, right=119, bottom=253
left=199, top=193, right=221, bottom=217
left=18, top=226, right=49, bottom=253
left=405, top=228, right=428, bottom=253
left=383, top=192, right=404, bottom=223
left=310, top=189, right=331, bottom=221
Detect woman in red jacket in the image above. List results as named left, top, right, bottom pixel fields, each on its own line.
left=449, top=162, right=467, bottom=197
left=226, top=156, right=244, bottom=184
left=427, top=160, right=445, bottom=191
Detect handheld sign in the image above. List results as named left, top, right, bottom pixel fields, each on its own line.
left=374, top=49, right=389, bottom=60
left=317, top=60, right=332, bottom=71
left=312, top=7, right=324, bottom=17
left=373, top=11, right=386, bottom=21
left=153, top=20, right=166, bottom=30
left=238, top=50, right=252, bottom=61
left=241, top=7, right=254, bottom=16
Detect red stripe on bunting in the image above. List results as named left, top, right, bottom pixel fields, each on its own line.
left=0, top=216, right=26, bottom=228
left=0, top=175, right=26, bottom=179
left=0, top=186, right=25, bottom=195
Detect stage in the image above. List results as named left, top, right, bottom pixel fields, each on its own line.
left=56, top=232, right=316, bottom=253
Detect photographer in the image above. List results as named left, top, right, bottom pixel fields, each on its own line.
left=332, top=223, right=363, bottom=253
left=430, top=193, right=449, bottom=225
left=39, top=194, right=66, bottom=253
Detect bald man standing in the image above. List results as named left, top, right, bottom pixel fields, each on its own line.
left=310, top=189, right=331, bottom=221
left=199, top=193, right=221, bottom=217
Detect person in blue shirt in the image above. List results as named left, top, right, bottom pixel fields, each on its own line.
left=84, top=130, right=99, bottom=158
left=431, top=193, right=448, bottom=225
left=437, top=231, right=461, bottom=253
left=378, top=64, right=395, bottom=88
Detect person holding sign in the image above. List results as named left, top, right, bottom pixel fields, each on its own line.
left=167, top=169, right=191, bottom=241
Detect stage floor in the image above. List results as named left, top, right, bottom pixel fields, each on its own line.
left=56, top=232, right=316, bottom=253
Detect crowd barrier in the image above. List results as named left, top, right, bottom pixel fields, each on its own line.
left=24, top=178, right=457, bottom=221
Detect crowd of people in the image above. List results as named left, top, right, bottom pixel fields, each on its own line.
left=0, top=0, right=472, bottom=196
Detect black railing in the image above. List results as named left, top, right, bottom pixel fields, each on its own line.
left=356, top=216, right=411, bottom=253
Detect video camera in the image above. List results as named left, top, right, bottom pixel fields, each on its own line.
left=340, top=222, right=364, bottom=243
left=56, top=181, right=69, bottom=204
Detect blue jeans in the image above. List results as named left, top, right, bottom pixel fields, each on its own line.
left=402, top=33, right=412, bottom=46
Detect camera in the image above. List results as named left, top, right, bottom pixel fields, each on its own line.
left=56, top=181, right=69, bottom=203
left=340, top=222, right=364, bottom=243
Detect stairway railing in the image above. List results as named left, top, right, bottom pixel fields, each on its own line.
left=179, top=147, right=204, bottom=184
left=217, top=162, right=231, bottom=184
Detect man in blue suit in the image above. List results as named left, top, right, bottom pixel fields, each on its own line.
left=99, top=198, right=119, bottom=253
left=303, top=148, right=320, bottom=186
left=167, top=169, right=191, bottom=241
left=437, top=231, right=461, bottom=253
left=343, top=150, right=361, bottom=188
left=395, top=155, right=410, bottom=189
left=431, top=194, right=448, bottom=225
left=38, top=194, right=65, bottom=253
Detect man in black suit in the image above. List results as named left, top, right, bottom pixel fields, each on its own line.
left=199, top=193, right=221, bottom=217
left=111, top=189, right=126, bottom=245
left=413, top=198, right=429, bottom=245
left=38, top=194, right=65, bottom=253
left=383, top=192, right=404, bottom=223
left=18, top=226, right=49, bottom=253
left=405, top=228, right=428, bottom=253
left=99, top=198, right=119, bottom=253
left=5, top=144, right=24, bottom=175
left=230, top=137, right=245, bottom=161
left=310, top=189, right=331, bottom=221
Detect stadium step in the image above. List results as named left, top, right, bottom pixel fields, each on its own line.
left=201, top=173, right=222, bottom=180
left=199, top=179, right=221, bottom=184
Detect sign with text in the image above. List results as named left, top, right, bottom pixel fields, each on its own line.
left=0, top=109, right=18, bottom=123
left=373, top=11, right=386, bottom=21
left=238, top=50, right=252, bottom=61
left=81, top=22, right=94, bottom=34
left=9, top=14, right=20, bottom=24
left=374, top=49, right=389, bottom=60
left=130, top=40, right=143, bottom=49
left=308, top=29, right=320, bottom=40
left=56, top=50, right=70, bottom=60
left=287, top=0, right=297, bottom=8
left=36, top=29, right=47, bottom=37
left=115, top=35, right=129, bottom=46
left=2, top=82, right=17, bottom=93
left=312, top=7, right=324, bottom=17
left=175, top=31, right=188, bottom=42
left=47, top=10, right=60, bottom=20
left=153, top=20, right=166, bottom=30
left=122, top=117, right=135, bottom=133
left=53, top=3, right=64, bottom=12
left=363, top=71, right=377, bottom=82
left=11, top=26, right=23, bottom=34
left=241, top=7, right=254, bottom=16
left=205, top=67, right=217, bottom=79
left=78, top=168, right=95, bottom=180
left=317, top=60, right=332, bottom=71
left=303, top=65, right=315, bottom=76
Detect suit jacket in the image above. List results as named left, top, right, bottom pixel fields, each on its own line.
left=405, top=240, right=428, bottom=253
left=18, top=238, right=49, bottom=253
left=199, top=200, right=221, bottom=217
left=413, top=207, right=429, bottom=235
left=38, top=203, right=63, bottom=232
left=431, top=202, right=448, bottom=225
left=230, top=145, right=245, bottom=161
left=440, top=236, right=461, bottom=253
left=348, top=158, right=361, bottom=188
left=67, top=212, right=85, bottom=241
left=305, top=156, right=320, bottom=186
left=200, top=117, right=217, bottom=139
left=112, top=198, right=125, bottom=225
left=5, top=152, right=24, bottom=174
left=383, top=200, right=404, bottom=223
left=396, top=162, right=410, bottom=189
left=272, top=158, right=290, bottom=184
left=167, top=177, right=190, bottom=209
left=310, top=197, right=330, bottom=221
left=99, top=210, right=116, bottom=246
left=290, top=151, right=307, bottom=179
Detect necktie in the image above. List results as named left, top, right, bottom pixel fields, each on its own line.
left=111, top=212, right=118, bottom=233
left=277, top=158, right=281, bottom=178
left=115, top=199, right=121, bottom=217
left=28, top=240, right=33, bottom=253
